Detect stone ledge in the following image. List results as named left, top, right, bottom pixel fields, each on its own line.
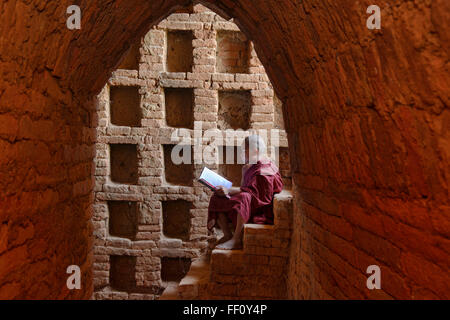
left=158, top=282, right=179, bottom=300
left=274, top=189, right=293, bottom=201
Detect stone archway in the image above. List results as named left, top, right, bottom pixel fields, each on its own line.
left=92, top=4, right=294, bottom=299
left=0, top=0, right=448, bottom=299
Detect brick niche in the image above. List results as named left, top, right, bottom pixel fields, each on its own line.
left=164, top=88, right=194, bottom=129
left=108, top=201, right=138, bottom=240
left=109, top=255, right=137, bottom=291
left=218, top=90, right=252, bottom=130
left=109, top=144, right=139, bottom=184
left=109, top=86, right=141, bottom=127
left=162, top=200, right=193, bottom=241
left=161, top=257, right=192, bottom=283
left=166, top=30, right=193, bottom=72
left=218, top=145, right=244, bottom=187
left=163, top=144, right=194, bottom=186
left=216, top=30, right=250, bottom=73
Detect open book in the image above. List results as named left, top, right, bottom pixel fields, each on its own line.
left=198, top=167, right=232, bottom=198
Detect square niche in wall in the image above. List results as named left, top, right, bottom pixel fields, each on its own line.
left=162, top=200, right=192, bottom=241
left=160, top=257, right=192, bottom=283
left=218, top=90, right=251, bottom=130
left=108, top=201, right=138, bottom=240
left=216, top=30, right=249, bottom=74
left=110, top=144, right=139, bottom=184
left=109, top=86, right=142, bottom=127
left=166, top=30, right=193, bottom=72
left=164, top=88, right=194, bottom=129
left=162, top=144, right=194, bottom=186
left=109, top=255, right=137, bottom=291
left=218, top=145, right=244, bottom=187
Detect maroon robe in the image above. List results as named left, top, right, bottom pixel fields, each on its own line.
left=207, top=159, right=283, bottom=230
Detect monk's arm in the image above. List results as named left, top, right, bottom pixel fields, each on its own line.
left=215, top=186, right=241, bottom=197
left=228, top=187, right=241, bottom=195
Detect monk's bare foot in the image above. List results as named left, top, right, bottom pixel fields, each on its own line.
left=216, top=237, right=242, bottom=250
left=207, top=219, right=215, bottom=230
left=216, top=234, right=232, bottom=245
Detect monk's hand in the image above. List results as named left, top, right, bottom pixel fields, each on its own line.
left=215, top=186, right=229, bottom=197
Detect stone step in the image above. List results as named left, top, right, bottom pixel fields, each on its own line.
left=242, top=191, right=293, bottom=255
left=208, top=248, right=287, bottom=298
left=273, top=190, right=293, bottom=229
left=243, top=224, right=274, bottom=249
left=158, top=282, right=179, bottom=300
left=177, top=256, right=211, bottom=299
left=210, top=248, right=285, bottom=275
left=159, top=190, right=294, bottom=300
left=159, top=256, right=211, bottom=300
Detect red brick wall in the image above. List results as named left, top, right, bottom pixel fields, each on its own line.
left=0, top=0, right=448, bottom=299
left=273, top=1, right=450, bottom=299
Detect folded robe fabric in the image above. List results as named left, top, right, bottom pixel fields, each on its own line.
left=207, top=159, right=284, bottom=230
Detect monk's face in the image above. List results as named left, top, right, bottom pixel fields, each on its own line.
left=242, top=142, right=259, bottom=164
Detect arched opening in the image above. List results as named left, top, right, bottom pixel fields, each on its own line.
left=0, top=0, right=448, bottom=300
left=92, top=3, right=293, bottom=299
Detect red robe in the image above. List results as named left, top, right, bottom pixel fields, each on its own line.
left=207, top=159, right=284, bottom=230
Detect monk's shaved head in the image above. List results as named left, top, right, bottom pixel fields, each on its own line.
left=243, top=134, right=267, bottom=163
left=245, top=134, right=266, bottom=153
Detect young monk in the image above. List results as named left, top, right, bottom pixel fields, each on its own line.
left=207, top=134, right=283, bottom=250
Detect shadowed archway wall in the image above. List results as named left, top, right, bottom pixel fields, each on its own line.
left=0, top=0, right=448, bottom=299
